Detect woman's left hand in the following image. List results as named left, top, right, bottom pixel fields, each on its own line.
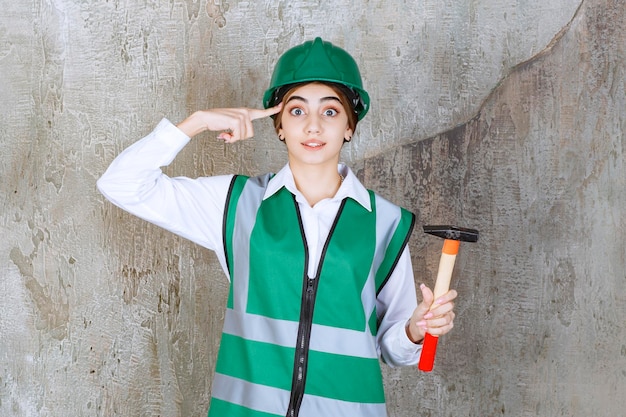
left=406, top=284, right=457, bottom=344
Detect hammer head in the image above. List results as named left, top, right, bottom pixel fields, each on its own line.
left=423, top=225, right=479, bottom=242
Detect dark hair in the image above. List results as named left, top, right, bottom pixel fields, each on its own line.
left=272, top=82, right=359, bottom=138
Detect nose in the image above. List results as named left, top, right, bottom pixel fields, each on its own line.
left=305, top=113, right=321, bottom=134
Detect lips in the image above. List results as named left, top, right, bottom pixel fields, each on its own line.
left=302, top=139, right=325, bottom=149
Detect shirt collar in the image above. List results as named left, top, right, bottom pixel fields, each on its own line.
left=263, top=163, right=372, bottom=212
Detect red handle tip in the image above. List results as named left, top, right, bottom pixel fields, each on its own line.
left=418, top=333, right=439, bottom=372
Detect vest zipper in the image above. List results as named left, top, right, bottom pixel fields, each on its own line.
left=286, top=276, right=319, bottom=417
left=286, top=198, right=347, bottom=417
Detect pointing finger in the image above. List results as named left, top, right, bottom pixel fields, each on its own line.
left=249, top=103, right=283, bottom=121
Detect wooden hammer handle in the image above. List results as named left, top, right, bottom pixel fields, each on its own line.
left=418, top=239, right=459, bottom=372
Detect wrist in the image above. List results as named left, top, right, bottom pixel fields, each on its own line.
left=405, top=320, right=424, bottom=345
left=177, top=111, right=206, bottom=138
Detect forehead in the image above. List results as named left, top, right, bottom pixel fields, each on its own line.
left=286, top=82, right=340, bottom=101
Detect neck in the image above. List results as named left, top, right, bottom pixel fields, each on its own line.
left=290, top=163, right=343, bottom=207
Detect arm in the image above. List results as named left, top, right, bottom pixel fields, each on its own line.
left=96, top=118, right=232, bottom=258
left=97, top=106, right=283, bottom=242
left=376, top=248, right=421, bottom=366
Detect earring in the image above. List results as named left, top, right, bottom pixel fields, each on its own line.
left=278, top=134, right=285, bottom=142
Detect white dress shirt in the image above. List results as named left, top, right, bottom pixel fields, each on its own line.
left=97, top=118, right=422, bottom=366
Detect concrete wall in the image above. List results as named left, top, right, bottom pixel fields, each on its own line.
left=1, top=0, right=623, bottom=416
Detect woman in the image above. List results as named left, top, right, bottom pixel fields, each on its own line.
left=98, top=37, right=457, bottom=417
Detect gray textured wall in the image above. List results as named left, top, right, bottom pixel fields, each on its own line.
left=1, top=0, right=624, bottom=416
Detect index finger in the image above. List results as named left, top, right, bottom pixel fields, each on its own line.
left=432, top=289, right=458, bottom=307
left=249, top=103, right=283, bottom=121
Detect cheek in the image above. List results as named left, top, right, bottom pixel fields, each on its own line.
left=279, top=115, right=299, bottom=132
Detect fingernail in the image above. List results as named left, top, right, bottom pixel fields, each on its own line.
left=416, top=320, right=426, bottom=327
left=424, top=312, right=433, bottom=319
left=420, top=283, right=426, bottom=289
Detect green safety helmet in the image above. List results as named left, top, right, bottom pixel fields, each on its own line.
left=263, top=37, right=370, bottom=120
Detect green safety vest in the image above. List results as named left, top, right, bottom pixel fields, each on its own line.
left=208, top=174, right=415, bottom=417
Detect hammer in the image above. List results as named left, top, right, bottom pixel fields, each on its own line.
left=418, top=225, right=479, bottom=372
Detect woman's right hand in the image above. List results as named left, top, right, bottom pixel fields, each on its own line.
left=176, top=104, right=283, bottom=143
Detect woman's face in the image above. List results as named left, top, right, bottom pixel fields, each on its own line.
left=278, top=82, right=353, bottom=170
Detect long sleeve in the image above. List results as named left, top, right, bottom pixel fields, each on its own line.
left=376, top=247, right=423, bottom=367
left=96, top=118, right=233, bottom=274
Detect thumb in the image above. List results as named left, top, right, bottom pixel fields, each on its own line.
left=415, top=283, right=435, bottom=318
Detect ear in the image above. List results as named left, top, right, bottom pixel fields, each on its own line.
left=344, top=128, right=354, bottom=142
left=278, top=128, right=285, bottom=141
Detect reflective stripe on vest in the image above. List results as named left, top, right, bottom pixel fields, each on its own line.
left=211, top=174, right=415, bottom=417
left=211, top=373, right=388, bottom=417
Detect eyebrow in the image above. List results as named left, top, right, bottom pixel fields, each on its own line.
left=286, top=95, right=342, bottom=104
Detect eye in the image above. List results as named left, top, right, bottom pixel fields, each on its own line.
left=289, top=107, right=304, bottom=116
left=323, top=108, right=338, bottom=117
